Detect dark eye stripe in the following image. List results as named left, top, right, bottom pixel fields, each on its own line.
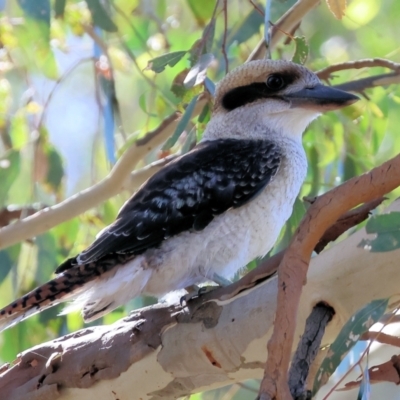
left=221, top=71, right=298, bottom=111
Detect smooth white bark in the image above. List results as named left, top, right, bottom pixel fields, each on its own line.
left=1, top=199, right=400, bottom=400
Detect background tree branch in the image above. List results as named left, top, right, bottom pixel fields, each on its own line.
left=0, top=96, right=208, bottom=251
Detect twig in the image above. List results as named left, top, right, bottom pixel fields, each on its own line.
left=288, top=303, right=335, bottom=399
left=83, top=24, right=126, bottom=139
left=360, top=331, right=400, bottom=348
left=111, top=3, right=155, bottom=58
left=316, top=58, right=400, bottom=80
left=247, top=0, right=321, bottom=62
left=222, top=0, right=229, bottom=74
left=0, top=95, right=209, bottom=251
left=333, top=71, right=400, bottom=93
left=258, top=153, right=400, bottom=399
left=248, top=0, right=265, bottom=16
left=322, top=309, right=400, bottom=399
left=37, top=58, right=94, bottom=129
left=341, top=354, right=400, bottom=390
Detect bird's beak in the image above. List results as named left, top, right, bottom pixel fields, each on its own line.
left=284, top=84, right=359, bottom=111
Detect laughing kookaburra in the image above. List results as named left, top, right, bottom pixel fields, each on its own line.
left=0, top=60, right=358, bottom=331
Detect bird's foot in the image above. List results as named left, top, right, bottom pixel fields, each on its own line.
left=180, top=285, right=210, bottom=305
left=179, top=274, right=233, bottom=305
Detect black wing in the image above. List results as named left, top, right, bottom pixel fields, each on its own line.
left=73, top=138, right=282, bottom=266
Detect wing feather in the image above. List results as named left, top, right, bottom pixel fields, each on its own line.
left=73, top=138, right=282, bottom=266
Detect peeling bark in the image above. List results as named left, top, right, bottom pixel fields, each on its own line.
left=1, top=199, right=400, bottom=399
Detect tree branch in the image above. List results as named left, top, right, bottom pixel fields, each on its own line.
left=2, top=198, right=400, bottom=399
left=247, top=0, right=321, bottom=62
left=259, top=154, right=400, bottom=398
left=0, top=94, right=208, bottom=251
left=316, top=58, right=400, bottom=80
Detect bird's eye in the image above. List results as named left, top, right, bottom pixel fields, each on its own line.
left=266, top=74, right=286, bottom=91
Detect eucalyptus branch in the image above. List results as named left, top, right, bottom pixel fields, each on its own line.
left=258, top=150, right=400, bottom=399
left=316, top=58, right=400, bottom=80
left=247, top=0, right=321, bottom=62
left=333, top=71, right=400, bottom=93
left=0, top=95, right=209, bottom=251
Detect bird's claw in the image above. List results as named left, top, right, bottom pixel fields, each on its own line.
left=180, top=285, right=218, bottom=306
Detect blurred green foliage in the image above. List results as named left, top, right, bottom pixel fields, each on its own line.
left=0, top=0, right=399, bottom=398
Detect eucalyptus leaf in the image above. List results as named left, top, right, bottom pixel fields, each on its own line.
left=365, top=212, right=400, bottom=234
left=292, top=36, right=309, bottom=65
left=187, top=0, right=216, bottom=26
left=358, top=212, right=400, bottom=252
left=86, top=0, right=118, bottom=32
left=162, top=95, right=199, bottom=150
left=313, top=298, right=388, bottom=395
left=146, top=51, right=187, bottom=73
left=54, top=0, right=66, bottom=18
left=0, top=150, right=20, bottom=207
left=0, top=244, right=20, bottom=285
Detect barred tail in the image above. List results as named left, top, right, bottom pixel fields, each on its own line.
left=0, top=272, right=87, bottom=332
left=0, top=254, right=136, bottom=332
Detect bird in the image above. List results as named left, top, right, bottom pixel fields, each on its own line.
left=0, top=60, right=358, bottom=332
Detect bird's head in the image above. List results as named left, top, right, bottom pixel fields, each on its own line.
left=204, top=60, right=358, bottom=141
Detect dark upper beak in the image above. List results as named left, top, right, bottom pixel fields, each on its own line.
left=283, top=84, right=359, bottom=111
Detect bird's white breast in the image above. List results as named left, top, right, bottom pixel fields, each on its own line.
left=143, top=137, right=307, bottom=296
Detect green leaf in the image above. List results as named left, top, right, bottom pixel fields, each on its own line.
left=146, top=51, right=187, bottom=73
left=13, top=18, right=58, bottom=78
left=138, top=93, right=158, bottom=117
left=86, top=0, right=118, bottom=32
left=0, top=150, right=20, bottom=207
left=0, top=244, right=21, bottom=285
left=54, top=0, right=67, bottom=18
left=52, top=218, right=80, bottom=252
left=359, top=232, right=400, bottom=252
left=9, top=110, right=29, bottom=150
left=358, top=212, right=400, bottom=252
left=187, top=0, right=216, bottom=26
left=292, top=36, right=309, bottom=65
left=45, top=145, right=64, bottom=192
left=313, top=298, right=389, bottom=395
left=35, top=232, right=58, bottom=283
left=18, top=0, right=50, bottom=24
left=163, top=95, right=199, bottom=150
left=225, top=8, right=264, bottom=47
left=365, top=212, right=400, bottom=234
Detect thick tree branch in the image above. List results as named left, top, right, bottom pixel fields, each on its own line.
left=2, top=199, right=400, bottom=399
left=259, top=154, right=400, bottom=399
left=0, top=95, right=208, bottom=251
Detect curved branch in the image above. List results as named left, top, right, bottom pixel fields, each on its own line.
left=247, top=0, right=321, bottom=62
left=0, top=95, right=208, bottom=251
left=316, top=58, right=400, bottom=80
left=259, top=153, right=400, bottom=398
